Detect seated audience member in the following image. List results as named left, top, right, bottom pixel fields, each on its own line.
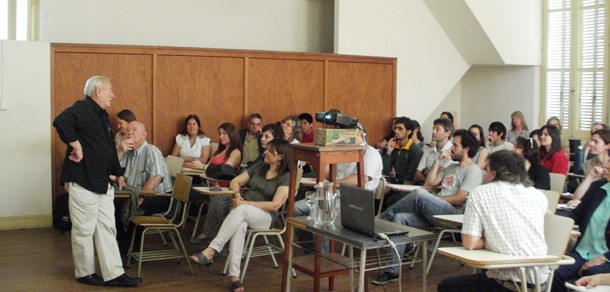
left=575, top=273, right=610, bottom=289
left=468, top=124, right=489, bottom=169
left=118, top=121, right=173, bottom=199
left=114, top=109, right=136, bottom=149
left=190, top=139, right=291, bottom=292
left=293, top=123, right=382, bottom=250
left=441, top=111, right=458, bottom=130
left=244, top=123, right=284, bottom=169
left=414, top=118, right=455, bottom=184
left=376, top=116, right=401, bottom=151
left=551, top=167, right=610, bottom=292
left=298, top=113, right=314, bottom=143
left=530, top=129, right=541, bottom=147
left=539, top=125, right=570, bottom=175
left=239, top=113, right=263, bottom=165
left=438, top=150, right=549, bottom=292
left=505, top=110, right=530, bottom=144
left=568, top=129, right=610, bottom=207
left=382, top=117, right=423, bottom=184
left=190, top=123, right=242, bottom=244
left=487, top=121, right=514, bottom=153
left=412, top=119, right=425, bottom=149
left=373, top=130, right=483, bottom=285
left=546, top=116, right=571, bottom=157
left=514, top=137, right=550, bottom=190
left=115, top=121, right=173, bottom=254
left=171, top=114, right=212, bottom=166
left=281, top=115, right=301, bottom=143
left=584, top=122, right=609, bottom=160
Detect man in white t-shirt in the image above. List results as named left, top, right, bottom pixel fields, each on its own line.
left=414, top=118, right=455, bottom=184
left=487, top=121, right=514, bottom=153
left=438, top=150, right=548, bottom=292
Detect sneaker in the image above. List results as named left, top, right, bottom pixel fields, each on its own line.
left=371, top=272, right=399, bottom=285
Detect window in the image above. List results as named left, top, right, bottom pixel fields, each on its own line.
left=543, top=0, right=607, bottom=137
left=0, top=0, right=38, bottom=41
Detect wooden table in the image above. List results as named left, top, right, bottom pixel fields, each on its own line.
left=281, top=143, right=366, bottom=292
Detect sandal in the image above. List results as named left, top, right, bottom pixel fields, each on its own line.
left=229, top=280, right=245, bottom=292
left=190, top=252, right=213, bottom=266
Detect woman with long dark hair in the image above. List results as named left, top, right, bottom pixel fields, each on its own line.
left=468, top=124, right=489, bottom=169
left=538, top=125, right=569, bottom=175
left=171, top=114, right=212, bottom=166
left=514, top=137, right=550, bottom=190
left=569, top=129, right=610, bottom=206
left=190, top=139, right=292, bottom=292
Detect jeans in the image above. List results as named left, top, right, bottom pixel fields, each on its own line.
left=551, top=251, right=610, bottom=292
left=379, top=188, right=461, bottom=274
left=438, top=272, right=512, bottom=292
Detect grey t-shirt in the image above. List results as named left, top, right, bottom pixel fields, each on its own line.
left=243, top=162, right=290, bottom=202
left=439, top=162, right=483, bottom=211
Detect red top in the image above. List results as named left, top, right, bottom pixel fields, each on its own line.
left=539, top=149, right=569, bottom=175
left=301, top=131, right=314, bottom=143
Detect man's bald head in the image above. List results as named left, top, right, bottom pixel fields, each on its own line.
left=127, top=121, right=147, bottom=148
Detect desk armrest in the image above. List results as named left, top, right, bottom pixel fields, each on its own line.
left=438, top=247, right=562, bottom=267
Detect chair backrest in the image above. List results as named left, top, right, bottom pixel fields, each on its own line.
left=544, top=213, right=574, bottom=257
left=166, top=155, right=184, bottom=178
left=539, top=189, right=560, bottom=214
left=210, top=142, right=219, bottom=155
left=549, top=173, right=567, bottom=194
left=170, top=174, right=193, bottom=226
left=375, top=176, right=388, bottom=217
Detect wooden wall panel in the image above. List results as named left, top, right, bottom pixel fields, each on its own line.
left=326, top=61, right=396, bottom=145
left=248, top=58, right=325, bottom=124
left=156, top=55, right=245, bottom=153
left=50, top=44, right=396, bottom=204
left=52, top=51, right=153, bottom=196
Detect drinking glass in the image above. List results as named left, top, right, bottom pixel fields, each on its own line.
left=305, top=191, right=316, bottom=220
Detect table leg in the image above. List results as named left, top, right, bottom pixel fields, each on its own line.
left=348, top=245, right=354, bottom=291
left=283, top=224, right=295, bottom=292
left=422, top=240, right=428, bottom=292
left=358, top=249, right=366, bottom=292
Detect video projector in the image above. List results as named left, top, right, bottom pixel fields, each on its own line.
left=315, top=110, right=359, bottom=128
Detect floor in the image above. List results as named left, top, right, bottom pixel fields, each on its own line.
left=0, top=224, right=469, bottom=291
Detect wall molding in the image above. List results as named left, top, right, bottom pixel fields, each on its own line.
left=0, top=215, right=52, bottom=231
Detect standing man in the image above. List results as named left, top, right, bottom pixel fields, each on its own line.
left=53, top=75, right=142, bottom=287
left=240, top=113, right=263, bottom=165
left=438, top=150, right=549, bottom=291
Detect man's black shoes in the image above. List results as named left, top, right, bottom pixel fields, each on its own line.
left=105, top=273, right=142, bottom=287
left=76, top=273, right=105, bottom=286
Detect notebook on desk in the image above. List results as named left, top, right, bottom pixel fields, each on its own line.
left=339, top=184, right=409, bottom=238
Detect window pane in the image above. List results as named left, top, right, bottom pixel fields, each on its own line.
left=15, top=0, right=28, bottom=40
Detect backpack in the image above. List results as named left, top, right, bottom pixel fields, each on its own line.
left=53, top=193, right=71, bottom=232
left=205, top=164, right=238, bottom=181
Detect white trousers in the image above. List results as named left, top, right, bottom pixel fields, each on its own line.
left=208, top=204, right=272, bottom=277
left=66, top=182, right=124, bottom=280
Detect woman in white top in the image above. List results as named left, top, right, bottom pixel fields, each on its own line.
left=171, top=114, right=212, bottom=167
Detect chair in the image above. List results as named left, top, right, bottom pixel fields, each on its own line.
left=550, top=173, right=567, bottom=194
left=189, top=174, right=232, bottom=239
left=539, top=189, right=560, bottom=213
left=223, top=167, right=303, bottom=283
left=126, top=174, right=194, bottom=277
left=165, top=155, right=184, bottom=178
left=374, top=176, right=388, bottom=217
left=438, top=213, right=576, bottom=292
left=210, top=142, right=219, bottom=155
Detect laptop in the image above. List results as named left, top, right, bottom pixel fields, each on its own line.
left=339, top=184, right=409, bottom=238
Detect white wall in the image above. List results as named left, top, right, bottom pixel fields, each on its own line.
left=0, top=0, right=542, bottom=227
left=461, top=66, right=541, bottom=134
left=334, top=0, right=469, bottom=126
left=39, top=0, right=334, bottom=53
left=0, top=40, right=51, bottom=228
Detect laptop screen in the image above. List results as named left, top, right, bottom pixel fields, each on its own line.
left=339, top=184, right=376, bottom=236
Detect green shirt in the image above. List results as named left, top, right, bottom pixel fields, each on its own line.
left=576, top=182, right=610, bottom=260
